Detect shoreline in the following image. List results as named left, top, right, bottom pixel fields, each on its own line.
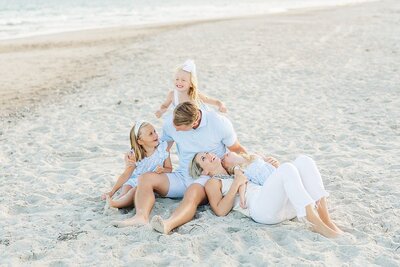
left=0, top=0, right=377, bottom=44
left=0, top=1, right=378, bottom=121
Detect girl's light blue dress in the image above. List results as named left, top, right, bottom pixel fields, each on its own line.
left=124, top=141, right=169, bottom=187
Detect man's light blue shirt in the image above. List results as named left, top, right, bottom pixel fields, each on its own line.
left=161, top=109, right=237, bottom=179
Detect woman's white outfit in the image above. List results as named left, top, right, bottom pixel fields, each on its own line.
left=218, top=155, right=329, bottom=224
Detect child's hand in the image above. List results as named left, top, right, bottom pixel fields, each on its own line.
left=154, top=165, right=164, bottom=174
left=124, top=150, right=137, bottom=167
left=233, top=169, right=247, bottom=187
left=155, top=109, right=167, bottom=118
left=155, top=110, right=162, bottom=118
left=265, top=156, right=280, bottom=168
left=101, top=191, right=113, bottom=201
left=218, top=103, right=227, bottom=113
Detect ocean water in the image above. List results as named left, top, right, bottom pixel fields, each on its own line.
left=0, top=0, right=374, bottom=40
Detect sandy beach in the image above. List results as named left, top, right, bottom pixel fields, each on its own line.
left=1, top=0, right=399, bottom=265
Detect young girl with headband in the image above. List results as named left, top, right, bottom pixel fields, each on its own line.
left=155, top=59, right=227, bottom=118
left=102, top=120, right=172, bottom=212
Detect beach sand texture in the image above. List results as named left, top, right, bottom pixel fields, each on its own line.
left=1, top=0, right=399, bottom=265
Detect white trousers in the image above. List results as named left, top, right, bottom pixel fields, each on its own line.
left=248, top=155, right=329, bottom=224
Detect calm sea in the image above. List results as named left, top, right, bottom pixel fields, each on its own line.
left=0, top=0, right=374, bottom=40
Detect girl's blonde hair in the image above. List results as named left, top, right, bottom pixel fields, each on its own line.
left=189, top=152, right=203, bottom=179
left=226, top=153, right=258, bottom=175
left=175, top=65, right=198, bottom=101
left=129, top=122, right=151, bottom=161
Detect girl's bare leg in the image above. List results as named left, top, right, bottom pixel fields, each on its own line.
left=115, top=185, right=132, bottom=199
left=305, top=205, right=339, bottom=238
left=113, top=173, right=169, bottom=228
left=316, top=197, right=344, bottom=234
left=109, top=188, right=137, bottom=208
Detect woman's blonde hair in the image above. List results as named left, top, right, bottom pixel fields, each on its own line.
left=189, top=152, right=259, bottom=178
left=173, top=102, right=200, bottom=126
left=175, top=65, right=198, bottom=101
left=189, top=152, right=204, bottom=179
left=226, top=153, right=258, bottom=175
left=129, top=122, right=151, bottom=161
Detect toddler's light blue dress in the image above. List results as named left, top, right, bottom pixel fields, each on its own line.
left=244, top=157, right=276, bottom=186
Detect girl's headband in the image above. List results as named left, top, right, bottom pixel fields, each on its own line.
left=134, top=120, right=147, bottom=138
left=182, top=59, right=196, bottom=76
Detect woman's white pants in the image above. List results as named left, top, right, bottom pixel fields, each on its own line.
left=248, top=155, right=329, bottom=224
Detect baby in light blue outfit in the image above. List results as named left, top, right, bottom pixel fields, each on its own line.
left=242, top=157, right=276, bottom=186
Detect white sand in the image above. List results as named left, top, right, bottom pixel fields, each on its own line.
left=1, top=0, right=399, bottom=265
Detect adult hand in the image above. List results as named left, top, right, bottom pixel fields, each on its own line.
left=265, top=156, right=280, bottom=168
left=124, top=151, right=137, bottom=168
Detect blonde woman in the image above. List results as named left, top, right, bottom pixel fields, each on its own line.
left=191, top=152, right=279, bottom=209
left=190, top=152, right=343, bottom=238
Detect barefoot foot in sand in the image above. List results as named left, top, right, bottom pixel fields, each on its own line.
left=112, top=215, right=148, bottom=228
left=151, top=215, right=170, bottom=234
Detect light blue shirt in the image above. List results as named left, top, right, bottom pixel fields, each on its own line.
left=124, top=141, right=170, bottom=187
left=244, top=157, right=276, bottom=186
left=161, top=109, right=237, bottom=179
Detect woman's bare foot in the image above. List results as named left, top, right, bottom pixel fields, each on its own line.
left=323, top=220, right=344, bottom=234
left=309, top=221, right=339, bottom=238
left=151, top=215, right=170, bottom=234
left=305, top=205, right=339, bottom=238
left=316, top=199, right=344, bottom=235
left=112, top=215, right=148, bottom=228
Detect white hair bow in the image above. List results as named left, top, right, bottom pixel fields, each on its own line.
left=182, top=59, right=196, bottom=75
left=134, top=120, right=147, bottom=138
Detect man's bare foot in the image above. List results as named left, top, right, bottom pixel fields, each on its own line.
left=112, top=215, right=148, bottom=228
left=151, top=215, right=170, bottom=234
